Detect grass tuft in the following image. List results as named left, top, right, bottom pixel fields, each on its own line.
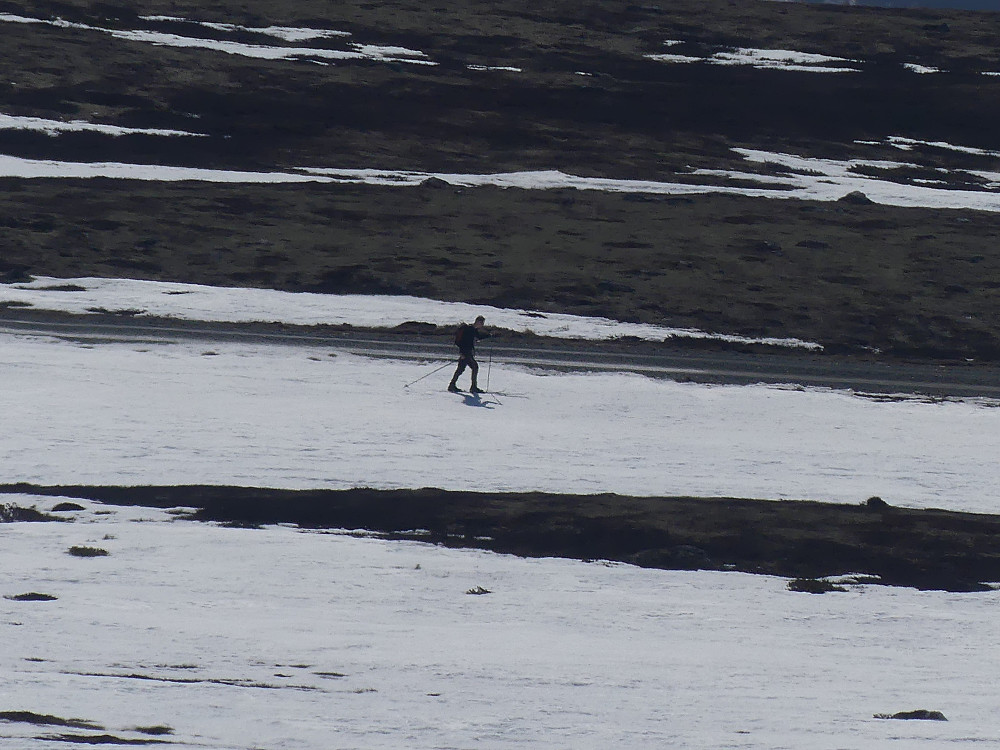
left=4, top=592, right=58, bottom=601
left=133, top=725, right=174, bottom=736
left=0, top=504, right=59, bottom=523
left=787, top=578, right=847, bottom=594
left=0, top=711, right=101, bottom=729
left=67, top=545, right=109, bottom=558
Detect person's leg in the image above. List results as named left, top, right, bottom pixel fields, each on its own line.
left=448, top=357, right=467, bottom=391
left=469, top=357, right=482, bottom=392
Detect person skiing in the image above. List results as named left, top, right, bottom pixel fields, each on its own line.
left=448, top=315, right=490, bottom=393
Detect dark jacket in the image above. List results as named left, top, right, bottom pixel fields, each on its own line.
left=455, top=323, right=489, bottom=354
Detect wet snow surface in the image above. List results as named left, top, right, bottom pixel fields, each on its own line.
left=3, top=282, right=999, bottom=748
left=0, top=276, right=820, bottom=349
left=4, top=499, right=999, bottom=749
left=1, top=315, right=997, bottom=507
left=1, top=143, right=999, bottom=211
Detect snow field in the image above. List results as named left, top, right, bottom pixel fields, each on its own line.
left=1, top=285, right=997, bottom=749
left=1, top=332, right=998, bottom=511
left=3, top=499, right=999, bottom=749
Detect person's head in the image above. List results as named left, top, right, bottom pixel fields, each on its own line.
left=474, top=315, right=485, bottom=328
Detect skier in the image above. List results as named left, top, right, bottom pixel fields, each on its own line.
left=448, top=315, right=490, bottom=393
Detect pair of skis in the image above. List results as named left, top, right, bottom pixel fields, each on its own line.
left=449, top=387, right=503, bottom=405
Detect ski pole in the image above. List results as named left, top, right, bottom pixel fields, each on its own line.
left=484, top=345, right=503, bottom=404
left=486, top=345, right=492, bottom=392
left=403, top=361, right=451, bottom=389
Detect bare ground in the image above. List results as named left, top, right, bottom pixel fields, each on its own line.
left=5, top=180, right=1000, bottom=359
left=2, top=1, right=1000, bottom=358
left=4, top=484, right=1000, bottom=592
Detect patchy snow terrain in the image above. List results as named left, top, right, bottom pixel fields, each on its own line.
left=2, top=330, right=999, bottom=508
left=4, top=498, right=999, bottom=749
left=3, top=1, right=1000, bottom=746
left=2, top=142, right=999, bottom=210
left=0, top=276, right=820, bottom=348
left=0, top=277, right=997, bottom=508
left=0, top=13, right=434, bottom=66
left=2, top=280, right=999, bottom=749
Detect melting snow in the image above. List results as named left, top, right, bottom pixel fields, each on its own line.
left=646, top=44, right=860, bottom=73
left=1, top=145, right=999, bottom=211
left=303, top=157, right=1000, bottom=211
left=0, top=278, right=998, bottom=750
left=646, top=40, right=968, bottom=76
left=858, top=136, right=1000, bottom=159
left=710, top=47, right=861, bottom=73
left=0, top=281, right=996, bottom=510
left=139, top=16, right=352, bottom=41
left=645, top=52, right=703, bottom=64
left=468, top=64, right=523, bottom=72
left=3, top=499, right=997, bottom=749
left=0, top=154, right=327, bottom=182
left=0, top=276, right=820, bottom=349
left=0, top=113, right=205, bottom=138
left=904, top=63, right=942, bottom=74
left=0, top=13, right=434, bottom=66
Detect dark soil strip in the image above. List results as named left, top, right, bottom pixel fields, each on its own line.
left=70, top=672, right=317, bottom=691
left=41, top=735, right=166, bottom=746
left=6, top=484, right=1000, bottom=591
left=0, top=712, right=102, bottom=730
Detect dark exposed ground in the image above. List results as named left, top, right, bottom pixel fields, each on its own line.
left=5, top=179, right=1000, bottom=358
left=5, top=484, right=1000, bottom=592
left=2, top=0, right=1000, bottom=357
left=3, top=1, right=1000, bottom=587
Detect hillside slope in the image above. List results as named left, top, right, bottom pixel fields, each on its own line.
left=2, top=0, right=1000, bottom=357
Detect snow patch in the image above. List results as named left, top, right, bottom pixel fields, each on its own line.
left=646, top=43, right=860, bottom=73
left=468, top=64, right=523, bottom=72
left=0, top=276, right=820, bottom=349
left=857, top=136, right=1000, bottom=159
left=903, top=63, right=942, bottom=74
left=0, top=13, right=434, bottom=66
left=139, top=16, right=352, bottom=41
left=0, top=154, right=329, bottom=182
left=0, top=113, right=205, bottom=138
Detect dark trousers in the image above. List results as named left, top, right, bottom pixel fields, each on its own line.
left=450, top=350, right=479, bottom=388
